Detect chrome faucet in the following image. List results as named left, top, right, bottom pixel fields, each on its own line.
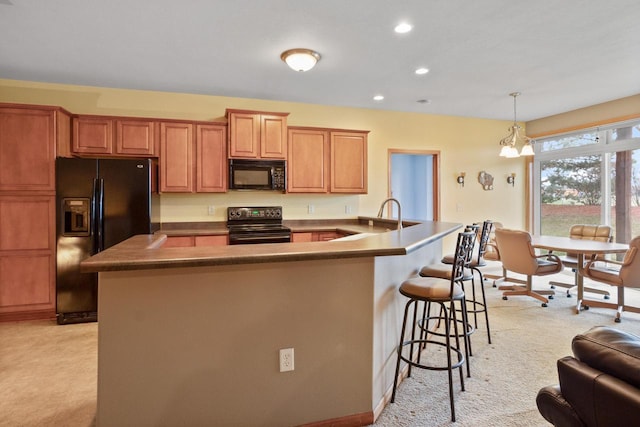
left=377, top=198, right=402, bottom=230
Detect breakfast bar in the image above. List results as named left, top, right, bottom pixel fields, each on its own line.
left=82, top=218, right=461, bottom=427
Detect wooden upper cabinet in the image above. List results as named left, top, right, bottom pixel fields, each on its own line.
left=73, top=116, right=157, bottom=157
left=330, top=131, right=368, bottom=194
left=73, top=116, right=113, bottom=155
left=287, top=127, right=330, bottom=193
left=260, top=114, right=287, bottom=158
left=227, top=109, right=288, bottom=159
left=159, top=122, right=194, bottom=193
left=196, top=124, right=227, bottom=192
left=0, top=107, right=58, bottom=192
left=228, top=112, right=259, bottom=158
left=116, top=119, right=157, bottom=156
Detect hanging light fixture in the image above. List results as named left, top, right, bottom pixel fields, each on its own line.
left=499, top=92, right=534, bottom=158
left=280, top=48, right=321, bottom=72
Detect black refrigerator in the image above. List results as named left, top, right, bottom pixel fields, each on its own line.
left=55, top=157, right=160, bottom=324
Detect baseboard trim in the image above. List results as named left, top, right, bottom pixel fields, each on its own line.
left=299, top=411, right=374, bottom=427
left=0, top=309, right=56, bottom=322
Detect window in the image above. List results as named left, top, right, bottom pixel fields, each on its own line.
left=533, top=120, right=640, bottom=244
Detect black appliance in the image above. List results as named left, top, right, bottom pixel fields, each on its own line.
left=227, top=206, right=291, bottom=245
left=55, top=157, right=160, bottom=324
left=228, top=159, right=286, bottom=191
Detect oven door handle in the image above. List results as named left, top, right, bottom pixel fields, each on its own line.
left=230, top=235, right=290, bottom=242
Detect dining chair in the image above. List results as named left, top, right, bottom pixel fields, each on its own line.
left=548, top=224, right=612, bottom=299
left=495, top=228, right=563, bottom=307
left=582, top=236, right=640, bottom=322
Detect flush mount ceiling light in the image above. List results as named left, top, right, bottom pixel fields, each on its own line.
left=373, top=95, right=385, bottom=101
left=280, top=48, right=321, bottom=72
left=499, top=92, right=535, bottom=158
left=415, top=67, right=429, bottom=75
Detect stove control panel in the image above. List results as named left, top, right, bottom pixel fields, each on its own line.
left=227, top=206, right=283, bottom=222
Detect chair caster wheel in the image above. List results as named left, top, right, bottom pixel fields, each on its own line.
left=550, top=285, right=555, bottom=289
left=566, top=294, right=572, bottom=298
left=604, top=295, right=610, bottom=300
left=583, top=305, right=590, bottom=310
left=502, top=296, right=508, bottom=300
left=542, top=303, right=548, bottom=307
left=615, top=317, right=621, bottom=323
left=548, top=295, right=554, bottom=300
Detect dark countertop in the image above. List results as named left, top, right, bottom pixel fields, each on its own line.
left=81, top=217, right=462, bottom=273
left=158, top=217, right=411, bottom=236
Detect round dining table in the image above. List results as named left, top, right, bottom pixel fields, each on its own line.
left=531, top=235, right=629, bottom=313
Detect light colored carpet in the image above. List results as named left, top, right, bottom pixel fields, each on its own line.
left=373, top=266, right=640, bottom=426
left=0, top=266, right=638, bottom=427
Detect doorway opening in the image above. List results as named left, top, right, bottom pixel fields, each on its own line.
left=388, top=149, right=440, bottom=221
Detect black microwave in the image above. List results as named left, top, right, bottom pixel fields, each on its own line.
left=229, top=159, right=286, bottom=191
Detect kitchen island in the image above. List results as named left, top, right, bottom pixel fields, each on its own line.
left=82, top=218, right=461, bottom=427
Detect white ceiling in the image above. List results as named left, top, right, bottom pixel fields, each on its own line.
left=1, top=0, right=639, bottom=121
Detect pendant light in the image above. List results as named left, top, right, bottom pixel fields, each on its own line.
left=499, top=92, right=534, bottom=158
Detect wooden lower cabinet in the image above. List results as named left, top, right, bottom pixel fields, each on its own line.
left=291, top=231, right=348, bottom=242
left=291, top=232, right=313, bottom=243
left=163, top=236, right=195, bottom=247
left=163, top=235, right=228, bottom=247
left=0, top=195, right=56, bottom=321
left=315, top=231, right=344, bottom=241
left=195, top=235, right=228, bottom=246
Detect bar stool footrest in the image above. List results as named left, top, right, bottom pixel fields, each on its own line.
left=398, top=339, right=465, bottom=371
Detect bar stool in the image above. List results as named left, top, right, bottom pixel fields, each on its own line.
left=436, top=220, right=493, bottom=344
left=418, top=225, right=477, bottom=355
left=391, top=230, right=475, bottom=422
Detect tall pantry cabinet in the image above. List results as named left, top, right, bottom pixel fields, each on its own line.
left=0, top=104, right=70, bottom=321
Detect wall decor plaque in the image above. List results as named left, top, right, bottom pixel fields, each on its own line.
left=478, top=171, right=494, bottom=190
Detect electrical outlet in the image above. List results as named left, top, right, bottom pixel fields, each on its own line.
left=207, top=205, right=215, bottom=215
left=279, top=348, right=294, bottom=372
left=345, top=205, right=352, bottom=214
left=308, top=204, right=315, bottom=214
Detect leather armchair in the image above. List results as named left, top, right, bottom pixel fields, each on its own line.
left=536, top=326, right=640, bottom=427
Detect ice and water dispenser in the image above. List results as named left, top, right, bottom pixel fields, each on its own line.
left=62, top=198, right=90, bottom=236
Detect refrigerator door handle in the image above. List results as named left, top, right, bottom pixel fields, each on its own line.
left=90, top=178, right=98, bottom=254
left=96, top=178, right=105, bottom=252
left=91, top=178, right=105, bottom=253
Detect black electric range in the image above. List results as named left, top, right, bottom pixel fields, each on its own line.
left=227, top=206, right=291, bottom=245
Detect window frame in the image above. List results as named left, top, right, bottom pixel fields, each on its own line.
left=532, top=118, right=640, bottom=235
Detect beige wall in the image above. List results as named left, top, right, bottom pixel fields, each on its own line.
left=1, top=78, right=533, bottom=247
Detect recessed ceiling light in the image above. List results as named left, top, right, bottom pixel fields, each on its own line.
left=416, top=99, right=431, bottom=104
left=415, top=67, right=429, bottom=75
left=373, top=95, right=385, bottom=101
left=394, top=22, right=412, bottom=34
